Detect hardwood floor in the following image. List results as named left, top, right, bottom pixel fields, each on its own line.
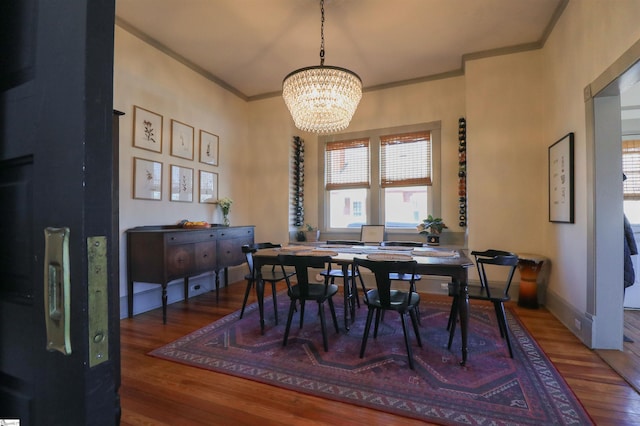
left=120, top=283, right=640, bottom=425
left=595, top=310, right=640, bottom=396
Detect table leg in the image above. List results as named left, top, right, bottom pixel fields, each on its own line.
left=457, top=278, right=469, bottom=366
left=342, top=264, right=352, bottom=331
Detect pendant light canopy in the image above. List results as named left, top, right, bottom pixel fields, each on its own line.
left=282, top=0, right=362, bottom=134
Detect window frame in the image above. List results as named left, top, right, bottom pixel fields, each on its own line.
left=318, top=122, right=441, bottom=235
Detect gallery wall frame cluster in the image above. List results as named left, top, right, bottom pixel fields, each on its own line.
left=131, top=105, right=219, bottom=204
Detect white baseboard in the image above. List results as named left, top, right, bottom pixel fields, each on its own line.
left=120, top=265, right=247, bottom=319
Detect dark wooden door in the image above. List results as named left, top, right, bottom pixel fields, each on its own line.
left=0, top=1, right=119, bottom=424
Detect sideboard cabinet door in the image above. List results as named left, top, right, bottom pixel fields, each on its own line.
left=217, top=227, right=255, bottom=268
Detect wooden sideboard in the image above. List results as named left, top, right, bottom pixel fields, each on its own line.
left=127, top=225, right=254, bottom=323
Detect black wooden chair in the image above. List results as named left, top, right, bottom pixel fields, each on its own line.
left=379, top=241, right=424, bottom=323
left=240, top=243, right=295, bottom=324
left=277, top=254, right=340, bottom=352
left=447, top=249, right=518, bottom=358
left=320, top=241, right=362, bottom=330
left=353, top=257, right=422, bottom=369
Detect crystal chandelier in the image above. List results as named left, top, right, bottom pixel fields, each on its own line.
left=282, top=0, right=362, bottom=134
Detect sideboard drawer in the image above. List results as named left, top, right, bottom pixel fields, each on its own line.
left=165, top=229, right=217, bottom=245
left=217, top=227, right=254, bottom=240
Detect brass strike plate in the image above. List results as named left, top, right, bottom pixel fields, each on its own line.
left=88, top=236, right=109, bottom=367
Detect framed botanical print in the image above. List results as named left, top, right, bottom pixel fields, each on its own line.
left=548, top=132, right=574, bottom=223
left=199, top=130, right=219, bottom=166
left=170, top=119, right=194, bottom=160
left=199, top=170, right=218, bottom=203
left=170, top=164, right=194, bottom=202
left=133, top=157, right=162, bottom=200
left=133, top=106, right=163, bottom=153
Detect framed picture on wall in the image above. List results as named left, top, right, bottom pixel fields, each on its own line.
left=199, top=170, right=218, bottom=203
left=170, top=164, right=194, bottom=202
left=133, top=157, right=162, bottom=200
left=170, top=119, right=194, bottom=160
left=133, top=106, right=163, bottom=153
left=549, top=132, right=574, bottom=223
left=199, top=130, right=219, bottom=166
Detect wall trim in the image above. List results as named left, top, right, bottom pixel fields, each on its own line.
left=544, top=287, right=593, bottom=347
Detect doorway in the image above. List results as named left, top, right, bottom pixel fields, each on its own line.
left=591, top=41, right=640, bottom=392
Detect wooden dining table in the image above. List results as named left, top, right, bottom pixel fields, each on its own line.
left=251, top=245, right=475, bottom=366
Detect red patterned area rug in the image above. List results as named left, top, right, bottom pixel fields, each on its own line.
left=149, top=294, right=593, bottom=425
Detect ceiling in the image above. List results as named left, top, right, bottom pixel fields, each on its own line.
left=115, top=0, right=566, bottom=101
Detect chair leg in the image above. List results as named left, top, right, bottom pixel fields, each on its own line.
left=493, top=302, right=506, bottom=338
left=496, top=302, right=514, bottom=358
left=446, top=296, right=458, bottom=331
left=270, top=282, right=278, bottom=325
left=239, top=278, right=254, bottom=319
left=327, top=297, right=340, bottom=334
left=299, top=300, right=306, bottom=328
left=447, top=304, right=458, bottom=350
left=399, top=312, right=415, bottom=370
left=352, top=278, right=360, bottom=308
left=283, top=300, right=296, bottom=347
left=414, top=305, right=422, bottom=326
left=409, top=308, right=422, bottom=348
left=374, top=309, right=382, bottom=338
left=318, top=301, right=329, bottom=352
left=360, top=307, right=375, bottom=358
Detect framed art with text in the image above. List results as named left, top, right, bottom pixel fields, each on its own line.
left=170, top=164, right=194, bottom=202
left=549, top=132, right=574, bottom=223
left=199, top=130, right=219, bottom=166
left=133, top=106, right=163, bottom=153
left=199, top=170, right=218, bottom=203
left=170, top=119, right=194, bottom=160
left=133, top=157, right=162, bottom=200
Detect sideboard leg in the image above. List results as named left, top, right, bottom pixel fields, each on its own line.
left=162, top=283, right=168, bottom=324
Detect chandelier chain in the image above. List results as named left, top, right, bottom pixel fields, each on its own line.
left=320, top=0, right=325, bottom=66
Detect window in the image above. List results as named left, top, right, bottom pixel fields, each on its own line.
left=320, top=122, right=441, bottom=232
left=381, top=131, right=431, bottom=228
left=623, top=139, right=640, bottom=222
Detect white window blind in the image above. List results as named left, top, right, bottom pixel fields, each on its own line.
left=325, top=138, right=370, bottom=190
left=380, top=131, right=431, bottom=187
left=623, top=139, right=640, bottom=200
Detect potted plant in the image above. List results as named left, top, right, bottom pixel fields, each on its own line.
left=303, top=223, right=320, bottom=242
left=417, top=214, right=448, bottom=245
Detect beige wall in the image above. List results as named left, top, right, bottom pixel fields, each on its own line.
left=540, top=0, right=640, bottom=313
left=465, top=50, right=546, bottom=255
left=114, top=1, right=640, bottom=325
left=114, top=26, right=250, bottom=299
left=247, top=75, right=467, bottom=245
